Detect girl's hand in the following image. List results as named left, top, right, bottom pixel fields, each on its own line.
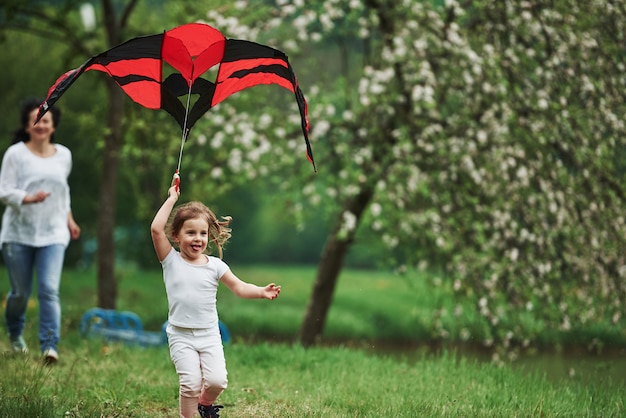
left=263, top=283, right=281, bottom=300
left=167, top=184, right=180, bottom=201
left=171, top=172, right=181, bottom=192
left=168, top=172, right=181, bottom=199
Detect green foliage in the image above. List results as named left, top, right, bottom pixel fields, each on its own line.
left=0, top=1, right=331, bottom=270
left=193, top=1, right=626, bottom=350
left=2, top=0, right=625, bottom=353
left=0, top=31, right=72, bottom=148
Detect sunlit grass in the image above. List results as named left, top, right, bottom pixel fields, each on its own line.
left=0, top=341, right=624, bottom=417
left=0, top=265, right=625, bottom=416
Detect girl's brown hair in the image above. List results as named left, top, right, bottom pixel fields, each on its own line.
left=167, top=201, right=232, bottom=258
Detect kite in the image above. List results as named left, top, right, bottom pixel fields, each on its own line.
left=37, top=22, right=317, bottom=183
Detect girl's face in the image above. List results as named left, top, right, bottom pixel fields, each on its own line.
left=25, top=108, right=55, bottom=143
left=173, top=216, right=209, bottom=263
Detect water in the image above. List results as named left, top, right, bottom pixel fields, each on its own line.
left=352, top=341, right=626, bottom=385
left=508, top=349, right=626, bottom=385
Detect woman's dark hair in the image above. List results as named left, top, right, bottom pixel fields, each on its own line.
left=12, top=98, right=61, bottom=144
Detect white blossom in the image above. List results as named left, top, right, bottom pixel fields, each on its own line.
left=342, top=211, right=357, bottom=232
left=370, top=203, right=382, bottom=216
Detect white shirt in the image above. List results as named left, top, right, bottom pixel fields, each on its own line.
left=161, top=247, right=230, bottom=329
left=0, top=141, right=73, bottom=247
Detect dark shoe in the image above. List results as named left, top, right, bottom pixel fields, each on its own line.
left=198, top=404, right=223, bottom=418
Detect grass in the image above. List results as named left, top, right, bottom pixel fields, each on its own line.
left=0, top=341, right=624, bottom=417
left=0, top=264, right=625, bottom=416
left=34, top=264, right=445, bottom=342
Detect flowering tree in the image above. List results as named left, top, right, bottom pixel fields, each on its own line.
left=294, top=1, right=626, bottom=346
left=192, top=0, right=626, bottom=350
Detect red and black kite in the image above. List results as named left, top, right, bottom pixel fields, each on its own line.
left=37, top=22, right=316, bottom=172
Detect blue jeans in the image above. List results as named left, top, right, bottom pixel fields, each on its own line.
left=3, top=243, right=66, bottom=352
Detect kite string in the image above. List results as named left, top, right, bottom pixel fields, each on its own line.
left=176, top=78, right=194, bottom=175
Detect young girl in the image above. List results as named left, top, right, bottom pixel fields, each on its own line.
left=151, top=179, right=280, bottom=418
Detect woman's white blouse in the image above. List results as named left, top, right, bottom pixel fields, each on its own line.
left=0, top=141, right=73, bottom=247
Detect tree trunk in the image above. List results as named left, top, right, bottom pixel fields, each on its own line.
left=96, top=82, right=124, bottom=308
left=298, top=185, right=374, bottom=347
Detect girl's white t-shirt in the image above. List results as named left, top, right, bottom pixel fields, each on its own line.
left=161, top=247, right=230, bottom=329
left=0, top=141, right=72, bottom=247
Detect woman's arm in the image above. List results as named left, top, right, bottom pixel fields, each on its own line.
left=0, top=148, right=54, bottom=206
left=0, top=149, right=28, bottom=208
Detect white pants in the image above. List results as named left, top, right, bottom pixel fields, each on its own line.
left=167, top=324, right=228, bottom=418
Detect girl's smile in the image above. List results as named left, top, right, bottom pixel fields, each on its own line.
left=174, top=217, right=210, bottom=264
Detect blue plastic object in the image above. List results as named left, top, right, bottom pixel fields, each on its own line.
left=218, top=320, right=231, bottom=344
left=79, top=308, right=167, bottom=346
left=79, top=308, right=231, bottom=346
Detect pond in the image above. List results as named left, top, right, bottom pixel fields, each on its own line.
left=347, top=340, right=626, bottom=385
left=509, top=349, right=625, bottom=385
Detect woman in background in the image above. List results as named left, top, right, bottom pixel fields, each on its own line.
left=0, top=98, right=80, bottom=364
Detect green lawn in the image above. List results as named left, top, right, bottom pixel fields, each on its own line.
left=1, top=340, right=624, bottom=417
left=0, top=265, right=624, bottom=417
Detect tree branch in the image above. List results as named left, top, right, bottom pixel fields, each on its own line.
left=1, top=5, right=91, bottom=56
left=120, top=0, right=139, bottom=29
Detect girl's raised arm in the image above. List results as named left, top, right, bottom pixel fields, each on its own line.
left=151, top=184, right=179, bottom=262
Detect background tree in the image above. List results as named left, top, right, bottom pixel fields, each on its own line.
left=0, top=0, right=328, bottom=283
left=196, top=0, right=626, bottom=351
left=0, top=0, right=328, bottom=297
left=306, top=0, right=626, bottom=350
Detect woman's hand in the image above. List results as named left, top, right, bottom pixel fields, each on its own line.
left=23, top=191, right=50, bottom=204
left=68, top=213, right=81, bottom=240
